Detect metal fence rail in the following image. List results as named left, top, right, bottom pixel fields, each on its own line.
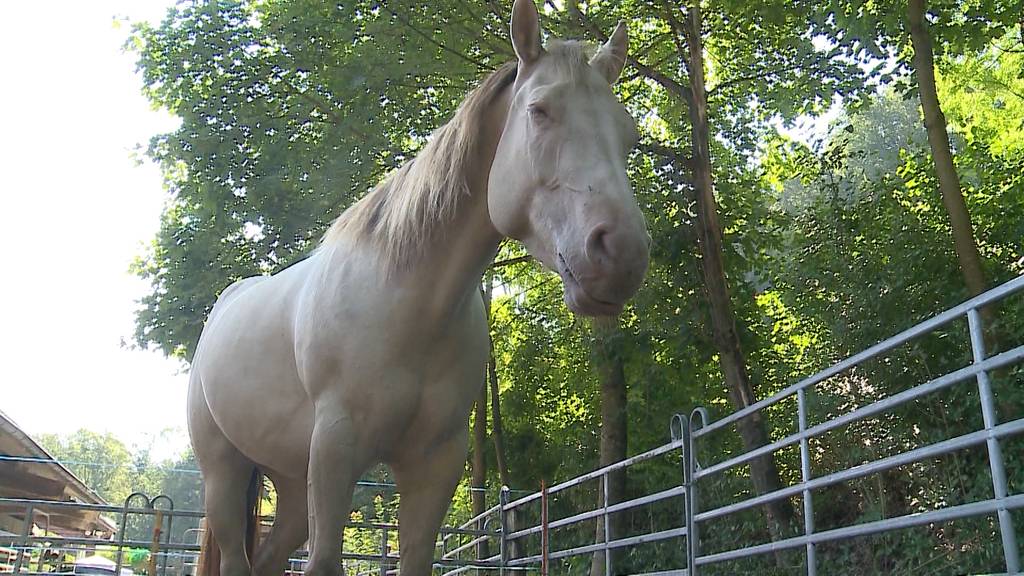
left=0, top=496, right=499, bottom=576
left=683, top=275, right=1024, bottom=574
left=6, top=275, right=1023, bottom=575
left=487, top=273, right=1024, bottom=575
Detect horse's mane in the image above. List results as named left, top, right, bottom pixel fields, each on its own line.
left=322, top=42, right=594, bottom=270
left=321, top=61, right=518, bottom=267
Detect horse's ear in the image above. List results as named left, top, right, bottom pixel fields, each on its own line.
left=511, top=0, right=543, bottom=65
left=590, top=21, right=628, bottom=84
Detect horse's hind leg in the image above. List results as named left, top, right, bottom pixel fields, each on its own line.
left=252, top=473, right=308, bottom=576
left=202, top=458, right=258, bottom=576
left=189, top=380, right=257, bottom=576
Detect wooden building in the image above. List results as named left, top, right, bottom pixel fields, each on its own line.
left=0, top=410, right=115, bottom=541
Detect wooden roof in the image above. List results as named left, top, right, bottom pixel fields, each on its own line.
left=0, top=411, right=116, bottom=537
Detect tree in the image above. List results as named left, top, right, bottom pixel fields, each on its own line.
left=681, top=0, right=799, bottom=538
left=471, top=284, right=493, bottom=560
left=130, top=1, right=1024, bottom=571
left=821, top=0, right=1021, bottom=300
left=588, top=317, right=629, bottom=576
left=131, top=0, right=511, bottom=360
left=755, top=49, right=1024, bottom=561
left=132, top=0, right=867, bottom=546
left=38, top=431, right=204, bottom=545
left=907, top=0, right=987, bottom=297
left=38, top=430, right=136, bottom=505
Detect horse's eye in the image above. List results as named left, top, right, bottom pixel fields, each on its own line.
left=528, top=103, right=550, bottom=122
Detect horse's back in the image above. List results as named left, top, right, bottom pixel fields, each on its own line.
left=190, top=256, right=319, bottom=477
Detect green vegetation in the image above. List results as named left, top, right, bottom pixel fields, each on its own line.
left=124, top=1, right=1024, bottom=573
left=39, top=431, right=203, bottom=545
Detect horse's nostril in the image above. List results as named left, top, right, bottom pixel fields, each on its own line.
left=585, top=225, right=613, bottom=264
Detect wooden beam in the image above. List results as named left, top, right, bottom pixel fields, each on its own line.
left=0, top=465, right=67, bottom=499
left=0, top=504, right=108, bottom=535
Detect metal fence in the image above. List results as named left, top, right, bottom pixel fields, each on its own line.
left=6, top=274, right=1024, bottom=575
left=680, top=273, right=1024, bottom=575
left=1, top=495, right=202, bottom=576
left=0, top=494, right=499, bottom=576
left=482, top=273, right=1024, bottom=575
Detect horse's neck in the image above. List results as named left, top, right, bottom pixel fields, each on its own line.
left=399, top=83, right=512, bottom=320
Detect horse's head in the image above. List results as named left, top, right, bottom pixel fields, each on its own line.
left=488, top=0, right=650, bottom=317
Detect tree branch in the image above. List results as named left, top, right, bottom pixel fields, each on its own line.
left=491, top=255, right=533, bottom=269
left=659, top=0, right=691, bottom=79
left=639, top=140, right=693, bottom=170
left=978, top=74, right=1024, bottom=102
left=708, top=62, right=806, bottom=96
left=451, top=0, right=511, bottom=58
left=277, top=81, right=372, bottom=141
left=389, top=8, right=495, bottom=72
left=621, top=50, right=679, bottom=85
left=286, top=84, right=344, bottom=125
left=567, top=0, right=693, bottom=109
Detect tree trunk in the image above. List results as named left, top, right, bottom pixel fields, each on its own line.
left=472, top=281, right=490, bottom=560
left=907, top=0, right=988, bottom=298
left=589, top=316, right=629, bottom=576
left=484, top=275, right=511, bottom=487
left=471, top=381, right=489, bottom=560
left=484, top=274, right=515, bottom=559
left=681, top=0, right=794, bottom=541
left=489, top=353, right=510, bottom=487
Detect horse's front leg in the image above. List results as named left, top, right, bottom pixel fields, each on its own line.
left=392, top=429, right=469, bottom=576
left=304, top=408, right=369, bottom=576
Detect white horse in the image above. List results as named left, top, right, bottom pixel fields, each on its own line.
left=187, top=1, right=649, bottom=575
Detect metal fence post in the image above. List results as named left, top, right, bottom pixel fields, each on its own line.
left=688, top=408, right=708, bottom=576
left=540, top=480, right=550, bottom=576
left=967, top=309, right=1021, bottom=573
left=670, top=414, right=690, bottom=575
left=601, top=474, right=610, bottom=576
left=116, top=492, right=151, bottom=576
left=379, top=525, right=388, bottom=576
left=114, top=497, right=132, bottom=576
left=498, top=486, right=510, bottom=576
left=149, top=509, right=164, bottom=576
left=152, top=495, right=175, bottom=576
left=798, top=388, right=817, bottom=576
left=12, top=504, right=33, bottom=575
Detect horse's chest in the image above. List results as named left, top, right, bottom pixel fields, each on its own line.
left=298, top=310, right=488, bottom=452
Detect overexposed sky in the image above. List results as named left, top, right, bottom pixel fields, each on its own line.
left=0, top=1, right=188, bottom=460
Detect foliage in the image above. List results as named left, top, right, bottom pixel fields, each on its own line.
left=129, top=0, right=513, bottom=359
left=126, top=0, right=1024, bottom=572
left=39, top=430, right=204, bottom=545
left=39, top=430, right=138, bottom=505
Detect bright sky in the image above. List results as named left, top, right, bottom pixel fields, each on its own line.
left=0, top=1, right=188, bottom=460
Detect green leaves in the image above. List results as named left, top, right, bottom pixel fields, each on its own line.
left=129, top=3, right=1023, bottom=569
left=130, top=0, right=509, bottom=359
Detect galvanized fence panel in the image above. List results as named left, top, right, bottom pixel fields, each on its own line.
left=0, top=496, right=498, bottom=576
left=492, top=274, right=1024, bottom=575
left=684, top=275, right=1024, bottom=575
left=6, top=275, right=1023, bottom=575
